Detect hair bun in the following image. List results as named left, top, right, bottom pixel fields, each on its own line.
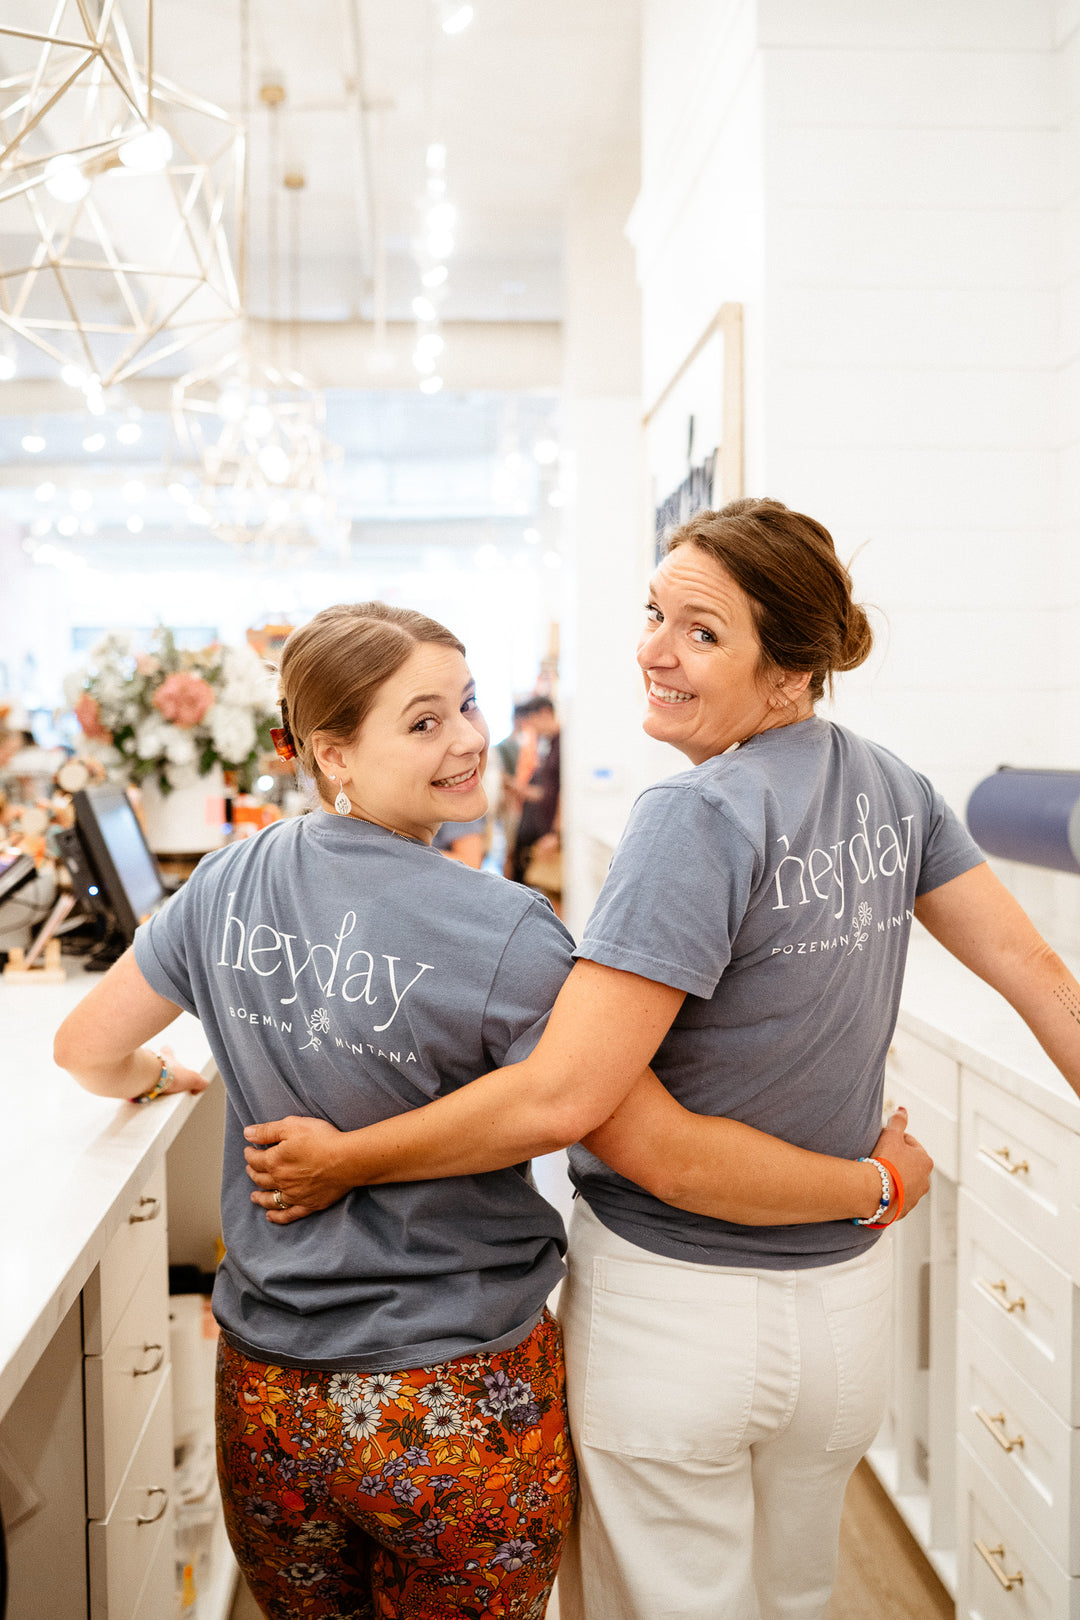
left=837, top=600, right=873, bottom=672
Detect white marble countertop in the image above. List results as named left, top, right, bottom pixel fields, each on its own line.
left=2, top=966, right=213, bottom=1425
left=899, top=927, right=1080, bottom=1132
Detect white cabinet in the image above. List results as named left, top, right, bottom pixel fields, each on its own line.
left=874, top=957, right=1080, bottom=1620
left=0, top=1071, right=236, bottom=1619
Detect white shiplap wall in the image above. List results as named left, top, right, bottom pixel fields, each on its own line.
left=600, top=0, right=1080, bottom=949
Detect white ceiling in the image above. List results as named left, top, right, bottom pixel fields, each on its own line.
left=0, top=1, right=639, bottom=558
left=153, top=0, right=641, bottom=324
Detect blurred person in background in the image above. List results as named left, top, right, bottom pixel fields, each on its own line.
left=509, top=697, right=560, bottom=887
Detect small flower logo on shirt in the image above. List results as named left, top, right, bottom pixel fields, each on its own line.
left=298, top=1006, right=330, bottom=1052
left=847, top=901, right=873, bottom=954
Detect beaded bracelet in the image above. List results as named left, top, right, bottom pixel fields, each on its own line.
left=851, top=1156, right=892, bottom=1226
left=866, top=1158, right=904, bottom=1229
left=130, top=1051, right=173, bottom=1105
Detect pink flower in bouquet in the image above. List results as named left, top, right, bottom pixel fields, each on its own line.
left=135, top=653, right=160, bottom=676
left=74, top=693, right=111, bottom=741
left=152, top=671, right=215, bottom=728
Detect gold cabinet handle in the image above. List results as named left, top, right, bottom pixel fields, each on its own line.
left=132, top=1343, right=164, bottom=1377
left=128, top=1195, right=161, bottom=1224
left=982, top=1145, right=1030, bottom=1177
left=975, top=1406, right=1024, bottom=1453
left=136, top=1485, right=169, bottom=1526
left=974, top=1539, right=1024, bottom=1591
left=980, top=1277, right=1026, bottom=1315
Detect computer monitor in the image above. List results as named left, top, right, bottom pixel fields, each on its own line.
left=69, top=783, right=170, bottom=942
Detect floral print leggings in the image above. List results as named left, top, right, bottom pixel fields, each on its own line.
left=216, top=1311, right=576, bottom=1619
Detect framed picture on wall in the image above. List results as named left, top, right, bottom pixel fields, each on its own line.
left=645, top=301, right=743, bottom=563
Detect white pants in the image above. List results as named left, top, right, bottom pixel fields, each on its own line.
left=556, top=1199, right=892, bottom=1620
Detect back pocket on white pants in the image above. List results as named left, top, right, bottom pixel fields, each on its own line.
left=581, top=1256, right=757, bottom=1462
left=821, top=1246, right=892, bottom=1453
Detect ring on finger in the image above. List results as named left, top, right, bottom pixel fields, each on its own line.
left=273, top=1189, right=288, bottom=1211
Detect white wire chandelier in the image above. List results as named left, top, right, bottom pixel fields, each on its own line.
left=171, top=50, right=343, bottom=554
left=0, top=0, right=243, bottom=390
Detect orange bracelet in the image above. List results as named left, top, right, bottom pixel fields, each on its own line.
left=865, top=1157, right=904, bottom=1229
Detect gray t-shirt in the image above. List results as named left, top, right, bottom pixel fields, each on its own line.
left=135, top=811, right=574, bottom=1371
left=569, top=717, right=984, bottom=1269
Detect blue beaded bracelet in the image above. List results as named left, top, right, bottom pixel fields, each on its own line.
left=130, top=1051, right=173, bottom=1105
left=851, top=1156, right=891, bottom=1226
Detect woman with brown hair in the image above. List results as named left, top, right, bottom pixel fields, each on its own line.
left=240, top=499, right=1080, bottom=1618
left=54, top=592, right=931, bottom=1620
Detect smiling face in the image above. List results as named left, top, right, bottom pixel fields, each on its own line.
left=313, top=642, right=489, bottom=842
left=637, top=543, right=813, bottom=765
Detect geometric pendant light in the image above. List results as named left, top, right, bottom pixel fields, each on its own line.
left=172, top=347, right=343, bottom=550
left=0, top=0, right=242, bottom=388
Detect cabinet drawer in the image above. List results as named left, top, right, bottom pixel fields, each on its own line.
left=885, top=1030, right=959, bottom=1178
left=957, top=1190, right=1080, bottom=1423
left=961, top=1070, right=1077, bottom=1277
left=88, top=1368, right=175, bottom=1620
left=958, top=1314, right=1080, bottom=1573
left=84, top=1240, right=171, bottom=1519
left=957, top=1439, right=1080, bottom=1619
left=83, top=1164, right=168, bottom=1355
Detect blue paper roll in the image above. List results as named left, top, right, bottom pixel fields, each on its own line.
left=966, top=769, right=1080, bottom=875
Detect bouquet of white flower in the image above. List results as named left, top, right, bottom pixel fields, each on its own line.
left=66, top=627, right=279, bottom=793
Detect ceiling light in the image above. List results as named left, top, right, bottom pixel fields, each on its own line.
left=21, top=433, right=45, bottom=453
left=118, top=124, right=174, bottom=173
left=426, top=143, right=447, bottom=171
left=419, top=375, right=444, bottom=395
left=123, top=480, right=146, bottom=503
left=427, top=176, right=447, bottom=198
left=244, top=404, right=275, bottom=438
left=168, top=482, right=194, bottom=505
left=416, top=332, right=445, bottom=358
left=534, top=438, right=559, bottom=465
left=216, top=386, right=246, bottom=422
left=56, top=514, right=78, bottom=536
left=442, top=5, right=474, bottom=35
left=188, top=504, right=212, bottom=526
left=412, top=295, right=438, bottom=322
left=413, top=349, right=437, bottom=375
left=116, top=421, right=142, bottom=445
left=70, top=488, right=93, bottom=512
left=43, top=154, right=91, bottom=203
left=0, top=355, right=15, bottom=381
left=82, top=432, right=106, bottom=452
left=426, top=202, right=457, bottom=233
left=85, top=387, right=107, bottom=416
left=35, top=482, right=55, bottom=502
left=126, top=513, right=144, bottom=533
left=421, top=265, right=448, bottom=289
left=60, top=363, right=86, bottom=388
left=523, top=527, right=541, bottom=545
left=426, top=231, right=454, bottom=260
left=258, top=444, right=292, bottom=483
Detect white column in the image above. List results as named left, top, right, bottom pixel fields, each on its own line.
left=559, top=146, right=649, bottom=940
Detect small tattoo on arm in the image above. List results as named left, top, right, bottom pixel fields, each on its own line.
left=1053, top=981, right=1080, bottom=1025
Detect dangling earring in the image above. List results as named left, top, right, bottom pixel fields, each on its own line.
left=330, top=775, right=352, bottom=816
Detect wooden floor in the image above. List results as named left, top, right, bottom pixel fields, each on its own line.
left=229, top=1460, right=953, bottom=1618
left=826, top=1461, right=954, bottom=1620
